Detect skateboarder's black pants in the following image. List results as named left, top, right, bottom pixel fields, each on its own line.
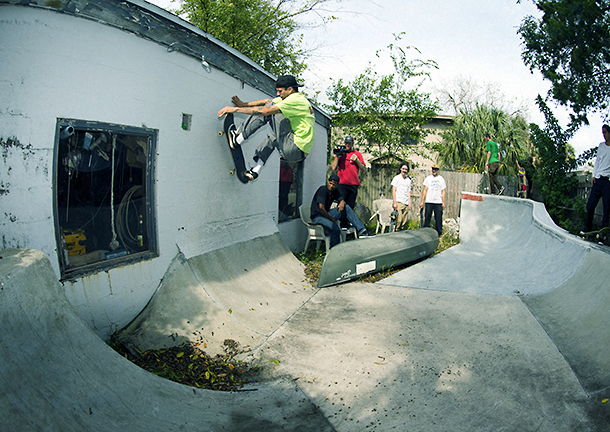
left=585, top=176, right=610, bottom=231
left=424, top=203, right=443, bottom=236
left=488, top=162, right=502, bottom=194
left=237, top=112, right=305, bottom=165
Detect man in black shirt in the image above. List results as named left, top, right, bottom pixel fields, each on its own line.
left=310, top=174, right=370, bottom=248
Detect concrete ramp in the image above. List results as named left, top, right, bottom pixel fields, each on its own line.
left=0, top=248, right=332, bottom=432
left=382, top=192, right=610, bottom=394
left=383, top=193, right=588, bottom=295
left=523, top=250, right=610, bottom=393
left=118, top=233, right=316, bottom=356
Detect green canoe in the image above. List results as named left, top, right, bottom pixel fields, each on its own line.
left=317, top=228, right=439, bottom=288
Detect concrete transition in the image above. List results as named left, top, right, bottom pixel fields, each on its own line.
left=1, top=193, right=609, bottom=431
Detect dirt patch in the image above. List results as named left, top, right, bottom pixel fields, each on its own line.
left=109, top=337, right=261, bottom=392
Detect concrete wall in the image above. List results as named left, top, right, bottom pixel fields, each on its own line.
left=0, top=3, right=328, bottom=339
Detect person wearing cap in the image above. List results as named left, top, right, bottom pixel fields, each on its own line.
left=391, top=162, right=412, bottom=231
left=331, top=135, right=366, bottom=210
left=484, top=133, right=504, bottom=195
left=310, top=174, right=372, bottom=248
left=217, top=75, right=316, bottom=181
left=419, top=164, right=446, bottom=236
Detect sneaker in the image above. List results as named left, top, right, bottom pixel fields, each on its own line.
left=227, top=125, right=239, bottom=149
left=358, top=230, right=375, bottom=238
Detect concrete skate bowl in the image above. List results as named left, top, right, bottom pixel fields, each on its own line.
left=381, top=192, right=610, bottom=394
left=0, top=238, right=332, bottom=432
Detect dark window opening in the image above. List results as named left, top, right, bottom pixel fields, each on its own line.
left=278, top=159, right=303, bottom=223
left=54, top=119, right=157, bottom=278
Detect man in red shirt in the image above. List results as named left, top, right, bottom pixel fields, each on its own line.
left=331, top=136, right=366, bottom=210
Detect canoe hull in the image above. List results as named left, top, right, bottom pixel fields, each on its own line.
left=317, top=228, right=439, bottom=287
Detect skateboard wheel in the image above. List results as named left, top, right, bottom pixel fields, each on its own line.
left=229, top=170, right=235, bottom=175
left=218, top=131, right=224, bottom=136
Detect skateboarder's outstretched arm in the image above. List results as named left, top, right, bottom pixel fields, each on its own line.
left=218, top=95, right=280, bottom=118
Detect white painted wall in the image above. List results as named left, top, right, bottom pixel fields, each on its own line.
left=0, top=5, right=328, bottom=338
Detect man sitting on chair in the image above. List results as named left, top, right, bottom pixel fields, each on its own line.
left=310, top=174, right=372, bottom=248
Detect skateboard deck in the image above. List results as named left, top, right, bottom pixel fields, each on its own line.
left=219, top=113, right=248, bottom=183
left=580, top=226, right=610, bottom=243
left=517, top=168, right=527, bottom=198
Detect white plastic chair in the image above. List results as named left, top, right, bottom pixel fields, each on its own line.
left=370, top=199, right=394, bottom=234
left=299, top=204, right=331, bottom=253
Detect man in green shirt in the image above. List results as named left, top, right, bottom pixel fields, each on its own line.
left=217, top=75, right=316, bottom=181
left=484, top=133, right=504, bottom=195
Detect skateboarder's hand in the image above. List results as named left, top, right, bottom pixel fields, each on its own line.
left=217, top=106, right=236, bottom=117
left=231, top=96, right=247, bottom=107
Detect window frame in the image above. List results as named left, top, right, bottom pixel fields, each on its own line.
left=53, top=118, right=158, bottom=280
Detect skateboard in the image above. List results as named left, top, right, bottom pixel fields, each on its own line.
left=580, top=227, right=610, bottom=244
left=218, top=113, right=248, bottom=183
left=517, top=167, right=527, bottom=198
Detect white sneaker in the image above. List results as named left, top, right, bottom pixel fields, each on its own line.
left=227, top=126, right=238, bottom=149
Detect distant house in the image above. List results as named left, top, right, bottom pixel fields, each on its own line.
left=331, top=115, right=454, bottom=170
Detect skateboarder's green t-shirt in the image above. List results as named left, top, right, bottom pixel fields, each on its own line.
left=273, top=92, right=316, bottom=154
left=486, top=140, right=500, bottom=163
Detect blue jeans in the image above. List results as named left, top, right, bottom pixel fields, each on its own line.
left=312, top=205, right=366, bottom=248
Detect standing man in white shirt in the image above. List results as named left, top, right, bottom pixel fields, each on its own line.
left=419, top=163, right=446, bottom=236
left=584, top=124, right=610, bottom=233
left=391, top=162, right=412, bottom=231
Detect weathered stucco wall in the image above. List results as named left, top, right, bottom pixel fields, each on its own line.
left=0, top=3, right=329, bottom=339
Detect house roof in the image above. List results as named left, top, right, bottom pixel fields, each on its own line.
left=0, top=0, right=331, bottom=126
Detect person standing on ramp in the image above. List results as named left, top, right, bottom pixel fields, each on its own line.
left=217, top=75, right=316, bottom=181
left=583, top=124, right=610, bottom=237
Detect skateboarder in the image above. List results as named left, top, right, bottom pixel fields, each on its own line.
left=583, top=124, right=610, bottom=235
left=217, top=75, right=315, bottom=181
left=485, top=133, right=504, bottom=195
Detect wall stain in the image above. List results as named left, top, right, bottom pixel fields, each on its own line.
left=1, top=136, right=33, bottom=160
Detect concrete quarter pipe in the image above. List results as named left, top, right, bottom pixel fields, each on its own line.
left=1, top=193, right=609, bottom=431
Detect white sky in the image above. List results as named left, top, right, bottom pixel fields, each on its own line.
left=146, top=0, right=606, bottom=156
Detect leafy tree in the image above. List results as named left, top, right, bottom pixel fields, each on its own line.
left=518, top=0, right=610, bottom=126
left=324, top=36, right=439, bottom=162
left=435, top=104, right=531, bottom=176
left=529, top=95, right=582, bottom=232
left=175, top=0, right=334, bottom=77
